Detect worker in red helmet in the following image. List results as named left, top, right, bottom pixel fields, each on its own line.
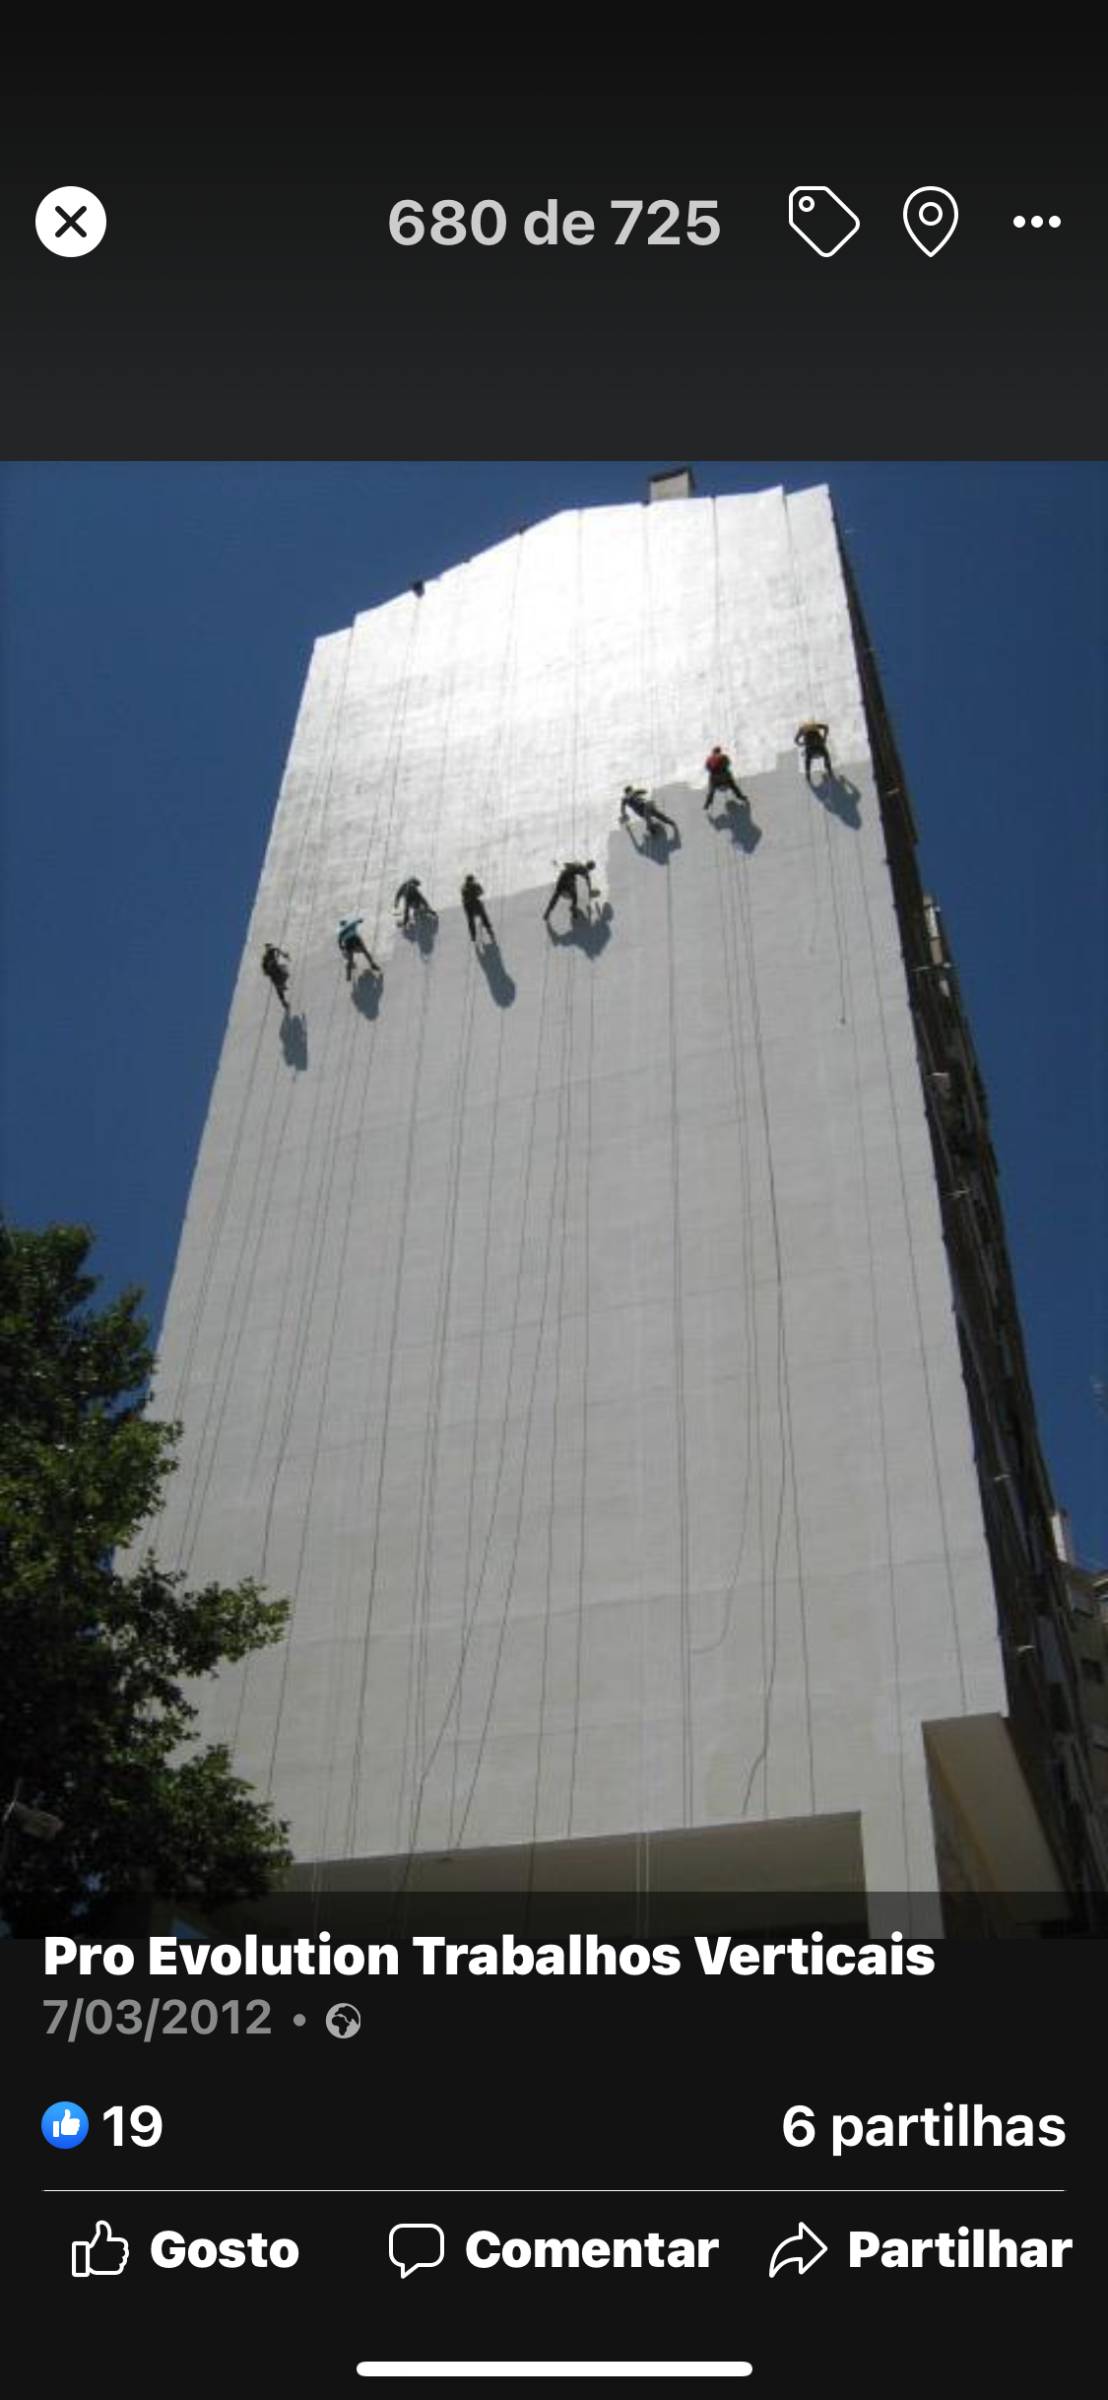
left=704, top=745, right=746, bottom=812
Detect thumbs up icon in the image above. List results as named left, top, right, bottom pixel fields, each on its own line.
left=72, top=2222, right=129, bottom=2278
left=41, top=2099, right=89, bottom=2148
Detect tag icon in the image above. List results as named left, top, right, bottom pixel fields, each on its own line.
left=788, top=187, right=860, bottom=257
left=903, top=187, right=959, bottom=255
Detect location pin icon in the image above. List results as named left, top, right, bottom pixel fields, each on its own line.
left=903, top=186, right=959, bottom=255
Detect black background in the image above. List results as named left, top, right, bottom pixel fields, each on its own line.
left=2, top=46, right=1105, bottom=2393
left=7, top=1923, right=1102, bottom=2391
left=1, top=55, right=1103, bottom=453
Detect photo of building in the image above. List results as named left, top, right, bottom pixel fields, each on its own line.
left=142, top=475, right=1106, bottom=1928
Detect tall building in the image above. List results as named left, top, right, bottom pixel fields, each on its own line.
left=147, top=480, right=1105, bottom=1930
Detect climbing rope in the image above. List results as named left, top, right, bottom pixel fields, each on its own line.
left=690, top=519, right=761, bottom=1668
left=640, top=502, right=694, bottom=1829
left=785, top=505, right=849, bottom=1028
left=713, top=500, right=816, bottom=1820
left=337, top=577, right=475, bottom=1863
left=241, top=598, right=425, bottom=1796
left=404, top=528, right=605, bottom=1864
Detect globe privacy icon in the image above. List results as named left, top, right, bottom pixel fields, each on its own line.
left=325, top=2002, right=362, bottom=2038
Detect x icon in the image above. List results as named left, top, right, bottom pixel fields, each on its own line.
left=36, top=187, right=106, bottom=257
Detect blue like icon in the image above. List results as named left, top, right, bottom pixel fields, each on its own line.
left=42, top=2100, right=89, bottom=2149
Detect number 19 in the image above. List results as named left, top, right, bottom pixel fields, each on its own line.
left=103, top=2105, right=162, bottom=2147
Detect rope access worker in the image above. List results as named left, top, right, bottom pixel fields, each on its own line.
left=704, top=745, right=745, bottom=811
left=261, top=943, right=291, bottom=1010
left=461, top=874, right=494, bottom=948
left=620, top=785, right=677, bottom=840
left=543, top=860, right=598, bottom=927
left=395, top=876, right=436, bottom=928
left=337, top=916, right=381, bottom=981
left=795, top=720, right=833, bottom=784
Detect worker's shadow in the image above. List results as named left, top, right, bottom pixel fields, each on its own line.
left=548, top=903, right=614, bottom=958
left=353, top=971, right=382, bottom=1019
left=401, top=911, right=438, bottom=956
left=814, top=773, right=861, bottom=829
left=476, top=940, right=516, bottom=1007
left=626, top=823, right=681, bottom=862
left=709, top=797, right=762, bottom=854
left=280, top=1012, right=308, bottom=1071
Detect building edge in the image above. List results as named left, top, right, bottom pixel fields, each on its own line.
left=836, top=515, right=1108, bottom=1922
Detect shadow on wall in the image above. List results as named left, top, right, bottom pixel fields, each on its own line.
left=775, top=750, right=863, bottom=830
left=815, top=774, right=862, bottom=829
left=625, top=821, right=681, bottom=864
left=280, top=1012, right=308, bottom=1071
left=622, top=778, right=691, bottom=863
left=403, top=911, right=438, bottom=957
left=477, top=941, right=516, bottom=1008
left=546, top=903, right=614, bottom=958
left=709, top=796, right=762, bottom=854
left=353, top=971, right=382, bottom=1020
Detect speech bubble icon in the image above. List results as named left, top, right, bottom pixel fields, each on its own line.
left=389, top=2223, right=445, bottom=2279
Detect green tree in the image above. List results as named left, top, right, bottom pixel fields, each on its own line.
left=0, top=1223, right=292, bottom=1933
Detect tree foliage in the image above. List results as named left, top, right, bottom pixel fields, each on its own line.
left=0, top=1223, right=291, bottom=1932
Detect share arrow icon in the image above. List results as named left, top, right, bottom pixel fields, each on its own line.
left=768, top=2222, right=828, bottom=2278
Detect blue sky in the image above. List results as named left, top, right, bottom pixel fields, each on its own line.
left=1, top=461, right=1104, bottom=1562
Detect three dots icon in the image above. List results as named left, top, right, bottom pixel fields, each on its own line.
left=1013, top=214, right=1061, bottom=229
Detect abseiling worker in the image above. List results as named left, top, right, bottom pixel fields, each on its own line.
left=261, top=943, right=291, bottom=1010
left=395, top=876, right=435, bottom=928
left=543, top=860, right=598, bottom=927
left=704, top=745, right=745, bottom=811
left=337, top=916, right=381, bottom=981
left=795, top=720, right=833, bottom=784
left=461, top=874, right=495, bottom=948
left=620, top=785, right=678, bottom=840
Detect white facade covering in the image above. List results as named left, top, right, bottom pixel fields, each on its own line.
left=147, top=486, right=1005, bottom=1900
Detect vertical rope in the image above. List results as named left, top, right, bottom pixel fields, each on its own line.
left=716, top=501, right=816, bottom=1819
left=639, top=503, right=694, bottom=1827
left=785, top=505, right=848, bottom=1028
left=691, top=503, right=761, bottom=1669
